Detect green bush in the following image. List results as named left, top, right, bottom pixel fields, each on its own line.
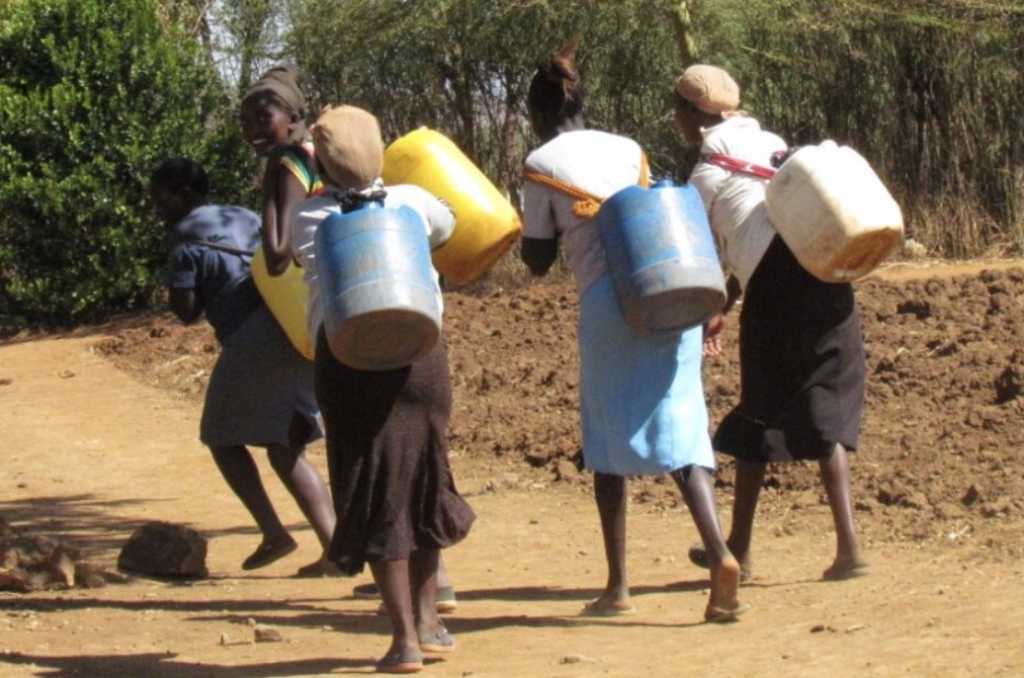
left=0, top=0, right=254, bottom=323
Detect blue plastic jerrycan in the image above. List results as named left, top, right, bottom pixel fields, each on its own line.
left=315, top=201, right=442, bottom=370
left=596, top=180, right=726, bottom=333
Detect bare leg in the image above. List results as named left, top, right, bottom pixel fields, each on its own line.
left=267, top=444, right=336, bottom=550
left=724, top=459, right=766, bottom=577
left=819, top=444, right=867, bottom=579
left=672, top=466, right=745, bottom=621
left=371, top=558, right=423, bottom=672
left=209, top=445, right=296, bottom=569
left=585, top=472, right=633, bottom=614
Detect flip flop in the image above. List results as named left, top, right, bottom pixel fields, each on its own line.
left=353, top=582, right=380, bottom=599
left=294, top=558, right=342, bottom=578
left=822, top=559, right=870, bottom=581
left=688, top=544, right=753, bottom=583
left=704, top=602, right=751, bottom=624
left=581, top=598, right=636, bottom=617
left=241, top=535, right=298, bottom=570
left=419, top=625, right=456, bottom=654
left=436, top=586, right=458, bottom=614
left=375, top=646, right=423, bottom=674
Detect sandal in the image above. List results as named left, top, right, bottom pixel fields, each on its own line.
left=241, top=535, right=297, bottom=570
left=704, top=602, right=751, bottom=624
left=294, top=558, right=341, bottom=578
left=419, top=625, right=456, bottom=654
left=375, top=646, right=423, bottom=674
left=436, top=586, right=458, bottom=614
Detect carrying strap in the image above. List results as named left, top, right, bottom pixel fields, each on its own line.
left=523, top=152, right=651, bottom=219
left=703, top=153, right=777, bottom=179
left=189, top=240, right=256, bottom=258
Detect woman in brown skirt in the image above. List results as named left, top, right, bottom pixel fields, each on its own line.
left=673, top=64, right=868, bottom=583
left=292, top=106, right=475, bottom=673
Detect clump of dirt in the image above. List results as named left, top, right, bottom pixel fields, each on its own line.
left=94, top=268, right=1024, bottom=548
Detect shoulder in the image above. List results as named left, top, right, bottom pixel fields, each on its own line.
left=701, top=116, right=787, bottom=155
left=526, top=130, right=641, bottom=173
left=384, top=184, right=449, bottom=211
left=294, top=194, right=337, bottom=220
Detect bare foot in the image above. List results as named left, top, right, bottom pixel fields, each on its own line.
left=687, top=543, right=753, bottom=583
left=581, top=590, right=635, bottom=617
left=705, top=556, right=749, bottom=623
left=822, top=556, right=869, bottom=581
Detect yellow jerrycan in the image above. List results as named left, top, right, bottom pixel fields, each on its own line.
left=251, top=247, right=315, bottom=361
left=382, top=128, right=521, bottom=285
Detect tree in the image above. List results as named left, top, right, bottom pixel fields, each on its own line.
left=0, top=0, right=253, bottom=322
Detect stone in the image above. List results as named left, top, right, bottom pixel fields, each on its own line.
left=254, top=626, right=283, bottom=643
left=555, top=459, right=579, bottom=482
left=118, top=522, right=208, bottom=579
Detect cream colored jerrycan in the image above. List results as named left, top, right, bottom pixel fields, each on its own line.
left=766, top=141, right=904, bottom=283
left=251, top=247, right=315, bottom=361
left=382, top=128, right=521, bottom=285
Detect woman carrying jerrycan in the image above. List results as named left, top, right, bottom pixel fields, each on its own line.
left=290, top=105, right=475, bottom=674
left=673, top=65, right=869, bottom=583
left=519, top=39, right=746, bottom=624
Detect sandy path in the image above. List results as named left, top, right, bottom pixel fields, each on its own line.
left=1, top=332, right=1023, bottom=677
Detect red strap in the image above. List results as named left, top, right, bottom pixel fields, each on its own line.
left=704, top=153, right=777, bottom=179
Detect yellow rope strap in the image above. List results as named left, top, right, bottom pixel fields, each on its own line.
left=523, top=152, right=652, bottom=219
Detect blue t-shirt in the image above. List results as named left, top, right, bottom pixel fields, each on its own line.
left=167, top=205, right=263, bottom=342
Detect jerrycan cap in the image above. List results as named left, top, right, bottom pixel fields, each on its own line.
left=651, top=178, right=676, bottom=189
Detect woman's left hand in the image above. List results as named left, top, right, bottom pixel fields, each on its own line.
left=703, top=314, right=724, bottom=358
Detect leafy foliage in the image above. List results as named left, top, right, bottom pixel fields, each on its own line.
left=0, top=0, right=255, bottom=322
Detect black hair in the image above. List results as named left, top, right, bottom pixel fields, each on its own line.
left=528, top=39, right=584, bottom=131
left=150, top=158, right=209, bottom=197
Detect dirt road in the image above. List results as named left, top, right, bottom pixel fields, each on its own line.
left=1, top=263, right=1023, bottom=677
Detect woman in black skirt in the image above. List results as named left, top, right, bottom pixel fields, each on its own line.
left=673, top=64, right=868, bottom=582
left=293, top=105, right=475, bottom=674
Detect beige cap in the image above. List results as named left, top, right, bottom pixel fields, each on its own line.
left=311, top=105, right=384, bottom=191
left=674, top=64, right=740, bottom=114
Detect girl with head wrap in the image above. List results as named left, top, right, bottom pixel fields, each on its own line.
left=520, top=41, right=746, bottom=623
left=240, top=66, right=323, bottom=276
left=290, top=105, right=474, bottom=674
left=673, top=65, right=868, bottom=583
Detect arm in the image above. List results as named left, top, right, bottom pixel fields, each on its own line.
left=521, top=236, right=558, bottom=276
left=520, top=179, right=559, bottom=277
left=169, top=287, right=204, bottom=324
left=260, top=150, right=307, bottom=276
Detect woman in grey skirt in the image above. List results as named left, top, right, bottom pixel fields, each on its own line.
left=151, top=158, right=336, bottom=575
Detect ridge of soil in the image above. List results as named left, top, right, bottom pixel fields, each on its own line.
left=94, top=266, right=1024, bottom=555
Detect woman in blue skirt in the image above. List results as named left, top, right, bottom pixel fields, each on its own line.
left=520, top=41, right=745, bottom=624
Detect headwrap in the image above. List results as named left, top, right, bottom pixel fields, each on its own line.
left=674, top=64, right=741, bottom=115
left=241, top=66, right=308, bottom=144
left=311, top=105, right=384, bottom=192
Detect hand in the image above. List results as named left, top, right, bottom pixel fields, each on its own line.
left=703, top=314, right=724, bottom=358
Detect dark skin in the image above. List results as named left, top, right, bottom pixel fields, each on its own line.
left=151, top=182, right=337, bottom=573
left=673, top=94, right=865, bottom=579
left=241, top=95, right=306, bottom=276
left=523, top=96, right=744, bottom=620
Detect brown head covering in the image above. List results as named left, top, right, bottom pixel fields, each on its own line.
left=674, top=64, right=740, bottom=115
left=311, top=105, right=384, bottom=191
left=241, top=66, right=308, bottom=144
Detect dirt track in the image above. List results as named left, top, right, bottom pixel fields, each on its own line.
left=1, top=261, right=1023, bottom=676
